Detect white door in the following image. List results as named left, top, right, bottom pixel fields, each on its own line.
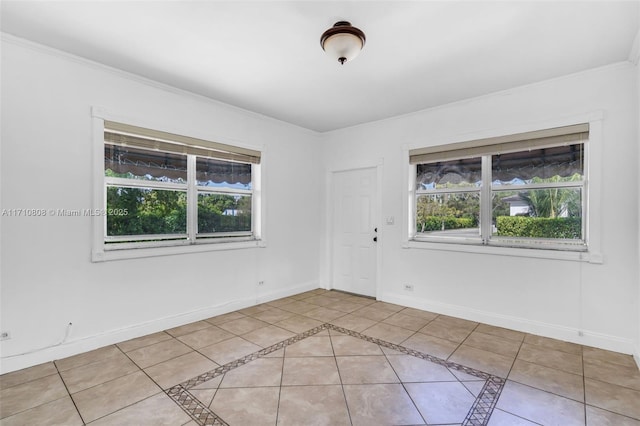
left=331, top=167, right=377, bottom=297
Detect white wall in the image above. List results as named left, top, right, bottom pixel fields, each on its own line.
left=320, top=62, right=639, bottom=355
left=636, top=38, right=640, bottom=368
left=0, top=37, right=321, bottom=374
left=2, top=35, right=639, bottom=375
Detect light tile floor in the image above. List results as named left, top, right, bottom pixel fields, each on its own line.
left=1, top=289, right=639, bottom=425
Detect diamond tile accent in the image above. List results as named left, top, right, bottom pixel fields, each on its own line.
left=168, top=385, right=229, bottom=426
left=4, top=290, right=639, bottom=425
left=166, top=323, right=505, bottom=425
left=463, top=377, right=505, bottom=425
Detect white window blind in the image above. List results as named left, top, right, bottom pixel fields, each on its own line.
left=409, top=123, right=589, bottom=165
left=104, top=120, right=261, bottom=164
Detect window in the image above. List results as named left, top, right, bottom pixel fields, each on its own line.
left=100, top=120, right=261, bottom=253
left=409, top=124, right=588, bottom=251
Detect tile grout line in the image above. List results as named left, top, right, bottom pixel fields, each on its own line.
left=165, top=321, right=506, bottom=426
left=501, top=332, right=525, bottom=380
left=0, top=369, right=59, bottom=392
left=466, top=332, right=589, bottom=423
left=446, top=321, right=481, bottom=365
left=167, top=385, right=229, bottom=426
left=327, top=327, right=355, bottom=426
left=380, top=341, right=429, bottom=425
left=493, top=408, right=545, bottom=426
left=328, top=324, right=503, bottom=426
left=513, top=352, right=585, bottom=378
left=497, top=335, right=525, bottom=414
left=53, top=346, right=163, bottom=425
left=273, top=336, right=286, bottom=426
left=52, top=361, right=87, bottom=425
left=391, top=311, right=440, bottom=363
left=95, top=342, right=179, bottom=424
left=206, top=369, right=224, bottom=413
left=166, top=324, right=330, bottom=425
left=388, top=323, right=487, bottom=423
left=462, top=376, right=506, bottom=426
left=10, top=291, right=639, bottom=425
left=121, top=337, right=201, bottom=371
left=0, top=370, right=77, bottom=423
left=506, top=345, right=613, bottom=410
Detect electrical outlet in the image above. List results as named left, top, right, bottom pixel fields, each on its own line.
left=258, top=280, right=265, bottom=286
left=403, top=284, right=414, bottom=292
left=0, top=331, right=11, bottom=341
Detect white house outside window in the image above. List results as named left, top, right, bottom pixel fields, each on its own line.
left=409, top=123, right=589, bottom=251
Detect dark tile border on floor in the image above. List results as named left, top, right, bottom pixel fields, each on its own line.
left=166, top=323, right=505, bottom=426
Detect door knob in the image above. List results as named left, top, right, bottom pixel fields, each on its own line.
left=373, top=236, right=377, bottom=242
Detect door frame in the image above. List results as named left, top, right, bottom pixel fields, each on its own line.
left=325, top=159, right=383, bottom=299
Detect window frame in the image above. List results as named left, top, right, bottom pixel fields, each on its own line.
left=91, top=108, right=265, bottom=262
left=489, top=178, right=586, bottom=251
left=403, top=113, right=604, bottom=263
left=414, top=184, right=483, bottom=245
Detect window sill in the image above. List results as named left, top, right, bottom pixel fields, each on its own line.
left=403, top=239, right=602, bottom=263
left=92, top=239, right=265, bottom=262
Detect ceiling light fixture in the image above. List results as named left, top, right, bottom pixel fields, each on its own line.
left=320, top=21, right=366, bottom=65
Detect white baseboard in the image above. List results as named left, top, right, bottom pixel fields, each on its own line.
left=634, top=342, right=640, bottom=371
left=0, top=281, right=319, bottom=375
left=256, top=281, right=318, bottom=304
left=380, top=292, right=636, bottom=356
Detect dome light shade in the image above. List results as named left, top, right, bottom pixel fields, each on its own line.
left=320, top=21, right=366, bottom=65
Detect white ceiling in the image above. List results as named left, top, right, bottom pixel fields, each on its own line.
left=1, top=1, right=638, bottom=132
